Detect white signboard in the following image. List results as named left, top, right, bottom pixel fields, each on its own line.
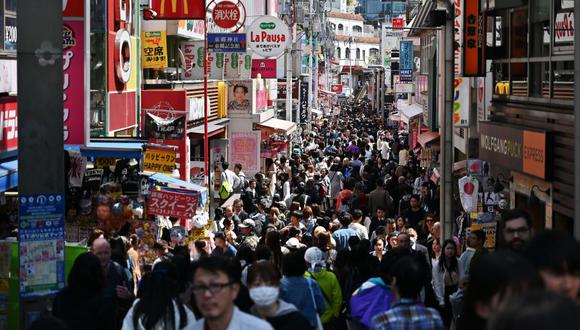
left=188, top=96, right=211, bottom=121
left=555, top=12, right=574, bottom=44
left=477, top=61, right=492, bottom=126
left=454, top=77, right=470, bottom=127
left=0, top=60, right=17, bottom=94
left=562, top=0, right=574, bottom=9
left=247, top=16, right=291, bottom=58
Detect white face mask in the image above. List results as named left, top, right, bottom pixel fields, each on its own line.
left=249, top=286, right=279, bottom=306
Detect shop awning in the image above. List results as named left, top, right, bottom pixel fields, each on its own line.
left=0, top=159, right=18, bottom=193
left=256, top=118, right=297, bottom=135
left=311, top=109, right=323, bottom=116
left=80, top=142, right=144, bottom=159
left=398, top=101, right=423, bottom=124
left=453, top=160, right=467, bottom=175
left=418, top=131, right=440, bottom=148
left=188, top=119, right=229, bottom=137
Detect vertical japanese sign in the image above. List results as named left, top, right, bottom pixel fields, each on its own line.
left=230, top=132, right=259, bottom=173
left=463, top=0, right=485, bottom=76
left=19, top=194, right=66, bottom=297
left=454, top=77, right=470, bottom=127
left=299, top=81, right=309, bottom=123
left=142, top=31, right=168, bottom=69
left=454, top=0, right=464, bottom=76
left=63, top=21, right=85, bottom=145
left=399, top=40, right=413, bottom=82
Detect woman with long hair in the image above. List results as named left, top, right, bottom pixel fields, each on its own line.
left=53, top=253, right=114, bottom=330
left=432, top=239, right=464, bottom=327
left=122, top=261, right=194, bottom=330
left=265, top=230, right=284, bottom=270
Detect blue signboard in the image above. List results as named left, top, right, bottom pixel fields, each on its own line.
left=399, top=40, right=413, bottom=82
left=207, top=33, right=246, bottom=53
left=19, top=194, right=65, bottom=298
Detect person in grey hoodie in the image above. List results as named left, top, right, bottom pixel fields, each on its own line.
left=247, top=261, right=315, bottom=330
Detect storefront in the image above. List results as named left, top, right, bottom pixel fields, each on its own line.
left=417, top=130, right=440, bottom=170
left=478, top=122, right=553, bottom=231
left=256, top=118, right=297, bottom=168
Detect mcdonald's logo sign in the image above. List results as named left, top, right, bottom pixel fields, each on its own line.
left=150, top=0, right=206, bottom=20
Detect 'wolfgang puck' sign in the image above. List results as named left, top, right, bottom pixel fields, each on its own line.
left=247, top=16, right=290, bottom=58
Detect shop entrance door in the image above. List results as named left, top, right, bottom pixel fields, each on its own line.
left=515, top=193, right=545, bottom=231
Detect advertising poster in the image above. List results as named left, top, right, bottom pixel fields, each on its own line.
left=181, top=41, right=205, bottom=80
left=63, top=20, right=85, bottom=145
left=227, top=81, right=252, bottom=115
left=148, top=190, right=198, bottom=218
left=470, top=222, right=497, bottom=249
left=0, top=60, right=17, bottom=94
left=224, top=53, right=252, bottom=80
left=142, top=31, right=168, bottom=69
left=190, top=161, right=206, bottom=186
left=19, top=194, right=66, bottom=297
left=454, top=77, right=470, bottom=127
left=0, top=98, right=17, bottom=153
left=230, top=132, right=259, bottom=173
left=399, top=40, right=413, bottom=82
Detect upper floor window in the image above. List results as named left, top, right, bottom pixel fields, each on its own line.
left=338, top=24, right=344, bottom=32
left=356, top=48, right=361, bottom=59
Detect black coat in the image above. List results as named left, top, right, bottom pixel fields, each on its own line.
left=53, top=289, right=115, bottom=330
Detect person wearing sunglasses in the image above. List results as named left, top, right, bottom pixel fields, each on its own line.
left=187, top=257, right=273, bottom=330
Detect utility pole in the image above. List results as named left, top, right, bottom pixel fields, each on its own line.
left=440, top=1, right=455, bottom=240
left=574, top=0, right=580, bottom=240
left=286, top=49, right=293, bottom=122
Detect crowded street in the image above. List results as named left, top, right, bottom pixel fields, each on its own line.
left=2, top=0, right=580, bottom=329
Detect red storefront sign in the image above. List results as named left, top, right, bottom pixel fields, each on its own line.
left=149, top=0, right=206, bottom=20
left=212, top=1, right=241, bottom=29
left=392, top=18, right=404, bottom=29
left=0, top=98, right=18, bottom=153
left=330, top=84, right=343, bottom=93
left=251, top=59, right=277, bottom=78
left=463, top=0, right=485, bottom=76
left=148, top=190, right=198, bottom=218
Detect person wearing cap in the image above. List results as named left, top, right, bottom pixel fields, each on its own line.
left=304, top=247, right=343, bottom=327
left=238, top=219, right=259, bottom=251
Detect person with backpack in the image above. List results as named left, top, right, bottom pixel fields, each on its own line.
left=220, top=162, right=240, bottom=201
left=304, top=247, right=343, bottom=329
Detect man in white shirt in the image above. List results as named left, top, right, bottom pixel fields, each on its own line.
left=220, top=162, right=240, bottom=199
left=349, top=209, right=369, bottom=240
left=187, top=257, right=273, bottom=330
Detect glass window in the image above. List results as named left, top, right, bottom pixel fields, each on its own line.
left=362, top=50, right=366, bottom=61
left=338, top=24, right=344, bottom=32
left=5, top=0, right=16, bottom=12
left=493, top=63, right=509, bottom=95
left=552, top=61, right=574, bottom=100
left=529, top=61, right=549, bottom=97
left=337, top=47, right=341, bottom=59
left=511, top=62, right=528, bottom=96
left=511, top=9, right=528, bottom=58
left=345, top=48, right=350, bottom=59
left=356, top=48, right=360, bottom=59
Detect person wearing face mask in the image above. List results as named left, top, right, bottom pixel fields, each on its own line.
left=247, top=261, right=314, bottom=330
left=303, top=247, right=343, bottom=328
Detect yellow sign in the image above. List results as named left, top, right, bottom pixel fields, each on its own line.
left=470, top=222, right=497, bottom=249
left=141, top=31, right=168, bottom=69
left=143, top=148, right=176, bottom=174
left=95, top=158, right=117, bottom=168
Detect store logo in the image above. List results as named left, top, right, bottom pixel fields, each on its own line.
left=63, top=25, right=76, bottom=50
left=259, top=22, right=276, bottom=30
left=114, top=0, right=133, bottom=85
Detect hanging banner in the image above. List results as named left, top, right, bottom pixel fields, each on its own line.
left=148, top=189, right=198, bottom=218
left=63, top=20, right=86, bottom=145
left=454, top=77, right=470, bottom=127
left=299, top=81, right=309, bottom=124
left=148, top=0, right=206, bottom=20
left=143, top=147, right=177, bottom=174
left=207, top=33, right=246, bottom=52
left=399, top=40, right=413, bottom=82
left=230, top=132, right=260, bottom=173
left=142, top=31, right=168, bottom=69
left=251, top=59, right=277, bottom=78
left=454, top=0, right=464, bottom=76
left=247, top=15, right=291, bottom=58
left=463, top=0, right=485, bottom=76
left=19, top=194, right=66, bottom=297
left=330, top=84, right=343, bottom=93
left=459, top=176, right=479, bottom=212
left=143, top=113, right=186, bottom=140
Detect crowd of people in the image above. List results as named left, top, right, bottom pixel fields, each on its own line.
left=32, top=101, right=580, bottom=330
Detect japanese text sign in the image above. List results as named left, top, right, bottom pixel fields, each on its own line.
left=143, top=147, right=177, bottom=174
left=148, top=190, right=198, bottom=218
left=247, top=16, right=290, bottom=58
left=463, top=0, right=485, bottom=76
left=0, top=98, right=18, bottom=153
left=142, top=31, right=168, bottom=69
left=454, top=0, right=464, bottom=76
left=207, top=33, right=247, bottom=52
left=399, top=40, right=413, bottom=82
left=251, top=59, right=277, bottom=78
left=212, top=1, right=242, bottom=29
left=149, top=0, right=206, bottom=20
left=299, top=81, right=309, bottom=123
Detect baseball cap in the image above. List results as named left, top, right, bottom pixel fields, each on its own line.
left=285, top=237, right=306, bottom=250
left=238, top=219, right=256, bottom=229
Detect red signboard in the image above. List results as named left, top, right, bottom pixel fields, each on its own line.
left=0, top=98, right=18, bottom=153
left=148, top=190, right=198, bottom=218
left=63, top=0, right=84, bottom=17
left=212, top=1, right=241, bottom=29
left=463, top=0, right=485, bottom=76
left=392, top=18, right=404, bottom=29
left=330, top=84, right=343, bottom=93
left=149, top=0, right=206, bottom=20
left=251, top=59, right=277, bottom=78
